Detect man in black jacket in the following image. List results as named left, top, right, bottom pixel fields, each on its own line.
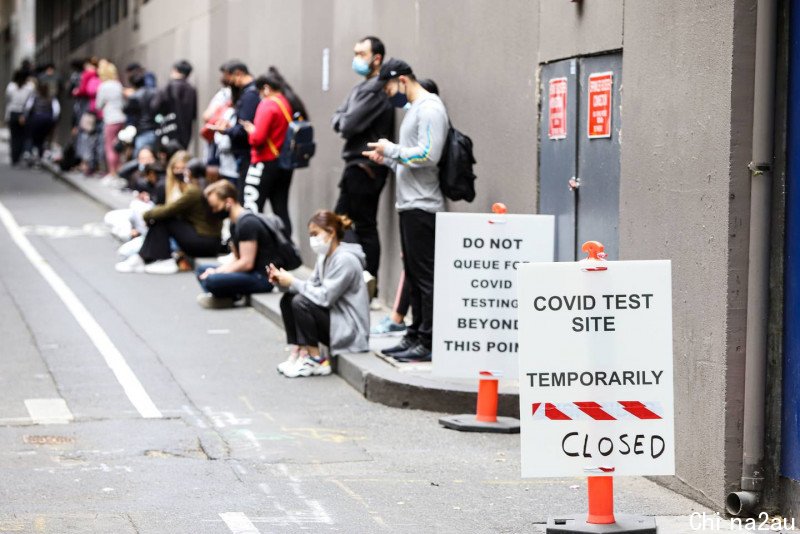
left=331, top=36, right=394, bottom=297
left=124, top=72, right=157, bottom=154
left=152, top=60, right=197, bottom=150
left=219, top=61, right=259, bottom=198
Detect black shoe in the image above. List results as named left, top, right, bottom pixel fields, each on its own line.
left=391, top=343, right=432, bottom=362
left=381, top=336, right=417, bottom=356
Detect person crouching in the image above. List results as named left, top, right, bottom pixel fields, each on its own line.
left=195, top=180, right=275, bottom=308
left=270, top=210, right=370, bottom=378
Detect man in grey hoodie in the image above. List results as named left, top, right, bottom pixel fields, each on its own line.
left=363, top=58, right=449, bottom=362
left=270, top=211, right=370, bottom=377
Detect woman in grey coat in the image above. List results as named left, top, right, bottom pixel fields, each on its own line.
left=269, top=210, right=370, bottom=378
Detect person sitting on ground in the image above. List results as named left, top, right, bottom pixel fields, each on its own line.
left=105, top=147, right=163, bottom=241
left=195, top=180, right=277, bottom=308
left=118, top=145, right=156, bottom=190
left=115, top=151, right=224, bottom=274
left=270, top=210, right=370, bottom=378
left=114, top=161, right=168, bottom=260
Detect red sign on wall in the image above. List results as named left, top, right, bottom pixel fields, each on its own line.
left=587, top=72, right=613, bottom=139
left=548, top=77, right=568, bottom=140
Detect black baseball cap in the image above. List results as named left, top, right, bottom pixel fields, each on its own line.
left=378, top=58, right=413, bottom=82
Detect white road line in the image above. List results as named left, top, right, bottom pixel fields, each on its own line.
left=24, top=398, right=73, bottom=424
left=0, top=201, right=162, bottom=419
left=219, top=512, right=261, bottom=534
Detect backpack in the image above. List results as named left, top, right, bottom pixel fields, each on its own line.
left=267, top=96, right=316, bottom=170
left=241, top=211, right=303, bottom=271
left=438, top=124, right=477, bottom=202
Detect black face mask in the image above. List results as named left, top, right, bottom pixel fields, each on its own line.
left=173, top=171, right=186, bottom=182
left=213, top=209, right=230, bottom=220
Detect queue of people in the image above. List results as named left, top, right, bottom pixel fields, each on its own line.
left=5, top=34, right=461, bottom=372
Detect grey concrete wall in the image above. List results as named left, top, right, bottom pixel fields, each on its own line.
left=538, top=0, right=623, bottom=63
left=618, top=0, right=755, bottom=507
left=36, top=0, right=762, bottom=510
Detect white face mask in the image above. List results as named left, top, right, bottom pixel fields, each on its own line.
left=309, top=233, right=331, bottom=256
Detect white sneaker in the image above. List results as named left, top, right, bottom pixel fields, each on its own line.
left=144, top=258, right=179, bottom=274
left=370, top=297, right=383, bottom=311
left=284, top=356, right=332, bottom=378
left=117, top=235, right=144, bottom=258
left=115, top=254, right=145, bottom=273
left=277, top=351, right=302, bottom=375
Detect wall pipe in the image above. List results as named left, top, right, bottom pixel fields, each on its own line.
left=726, top=0, right=779, bottom=517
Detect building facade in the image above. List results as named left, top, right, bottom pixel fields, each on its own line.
left=26, top=0, right=799, bottom=517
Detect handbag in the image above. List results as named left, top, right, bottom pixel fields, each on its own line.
left=200, top=101, right=231, bottom=143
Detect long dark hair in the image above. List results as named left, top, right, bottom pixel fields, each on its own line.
left=256, top=66, right=310, bottom=121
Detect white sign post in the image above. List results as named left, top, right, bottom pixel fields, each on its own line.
left=516, top=259, right=675, bottom=478
left=517, top=251, right=672, bottom=532
left=433, top=211, right=554, bottom=379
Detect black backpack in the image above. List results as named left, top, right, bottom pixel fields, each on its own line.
left=268, top=96, right=316, bottom=170
left=241, top=212, right=303, bottom=271
left=438, top=125, right=477, bottom=202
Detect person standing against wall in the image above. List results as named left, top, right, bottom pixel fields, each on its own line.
left=152, top=60, right=197, bottom=150
left=124, top=71, right=158, bottom=155
left=239, top=67, right=309, bottom=236
left=363, top=59, right=449, bottom=362
left=217, top=61, right=259, bottom=196
left=331, top=36, right=394, bottom=307
left=95, top=60, right=126, bottom=180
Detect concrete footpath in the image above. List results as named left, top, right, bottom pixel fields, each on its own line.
left=46, top=164, right=520, bottom=417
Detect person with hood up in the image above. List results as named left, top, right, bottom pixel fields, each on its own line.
left=270, top=210, right=370, bottom=378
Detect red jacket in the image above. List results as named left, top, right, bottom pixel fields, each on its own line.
left=73, top=69, right=101, bottom=116
left=248, top=94, right=292, bottom=163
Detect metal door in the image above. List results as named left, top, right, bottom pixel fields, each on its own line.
left=539, top=53, right=622, bottom=260
left=539, top=59, right=578, bottom=260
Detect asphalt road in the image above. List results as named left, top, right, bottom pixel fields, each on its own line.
left=0, top=163, right=713, bottom=533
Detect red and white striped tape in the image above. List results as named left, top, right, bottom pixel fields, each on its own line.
left=531, top=401, right=663, bottom=421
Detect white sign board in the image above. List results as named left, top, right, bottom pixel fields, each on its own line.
left=517, top=260, right=675, bottom=477
left=433, top=212, right=555, bottom=378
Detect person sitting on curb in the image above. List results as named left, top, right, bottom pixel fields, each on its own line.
left=115, top=151, right=224, bottom=274
left=195, top=180, right=276, bottom=308
left=270, top=210, right=370, bottom=378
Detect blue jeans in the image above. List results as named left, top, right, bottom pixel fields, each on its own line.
left=134, top=130, right=157, bottom=155
left=196, top=263, right=273, bottom=299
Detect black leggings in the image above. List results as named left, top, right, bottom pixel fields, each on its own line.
left=139, top=218, right=221, bottom=262
left=334, top=162, right=388, bottom=277
left=242, top=160, right=294, bottom=237
left=280, top=292, right=330, bottom=348
left=8, top=112, right=26, bottom=164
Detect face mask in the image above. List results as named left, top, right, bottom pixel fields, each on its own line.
left=352, top=56, right=371, bottom=77
left=173, top=171, right=186, bottom=182
left=389, top=85, right=408, bottom=108
left=309, top=234, right=331, bottom=256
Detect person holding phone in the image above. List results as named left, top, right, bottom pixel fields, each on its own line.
left=269, top=210, right=370, bottom=378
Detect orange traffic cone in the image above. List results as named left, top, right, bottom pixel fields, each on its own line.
left=439, top=371, right=520, bottom=433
